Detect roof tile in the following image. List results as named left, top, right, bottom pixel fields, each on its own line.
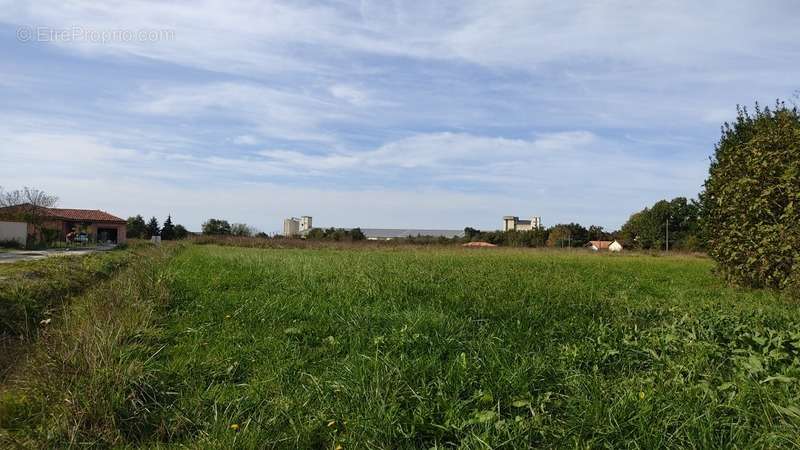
left=46, top=208, right=125, bottom=222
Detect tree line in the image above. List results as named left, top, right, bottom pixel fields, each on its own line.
left=462, top=223, right=613, bottom=248
left=126, top=215, right=189, bottom=240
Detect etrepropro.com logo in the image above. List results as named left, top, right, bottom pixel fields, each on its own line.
left=16, top=26, right=175, bottom=43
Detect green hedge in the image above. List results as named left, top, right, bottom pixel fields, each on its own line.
left=701, top=103, right=800, bottom=289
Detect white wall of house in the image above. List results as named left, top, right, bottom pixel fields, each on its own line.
left=0, top=221, right=27, bottom=245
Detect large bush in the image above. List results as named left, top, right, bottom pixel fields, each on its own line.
left=700, top=102, right=800, bottom=289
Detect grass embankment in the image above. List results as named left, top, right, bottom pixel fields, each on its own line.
left=0, top=244, right=175, bottom=448
left=4, top=245, right=800, bottom=448
left=0, top=249, right=132, bottom=377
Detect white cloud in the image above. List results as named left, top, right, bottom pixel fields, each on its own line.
left=4, top=1, right=798, bottom=76
left=329, top=84, right=369, bottom=106
left=258, top=131, right=596, bottom=171
left=5, top=1, right=798, bottom=133
left=0, top=124, right=706, bottom=230
left=130, top=82, right=348, bottom=142
left=231, top=134, right=258, bottom=145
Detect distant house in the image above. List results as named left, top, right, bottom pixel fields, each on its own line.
left=587, top=240, right=624, bottom=252
left=587, top=240, right=612, bottom=251
left=0, top=204, right=127, bottom=244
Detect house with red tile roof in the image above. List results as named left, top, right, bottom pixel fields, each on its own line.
left=587, top=240, right=613, bottom=251
left=586, top=240, right=624, bottom=252
left=0, top=204, right=127, bottom=244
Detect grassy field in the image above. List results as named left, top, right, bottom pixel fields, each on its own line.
left=2, top=244, right=800, bottom=448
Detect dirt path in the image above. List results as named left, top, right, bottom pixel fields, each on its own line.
left=0, top=246, right=115, bottom=264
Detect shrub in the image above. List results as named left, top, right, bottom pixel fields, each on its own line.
left=201, top=218, right=231, bottom=235
left=784, top=264, right=800, bottom=300
left=173, top=224, right=189, bottom=240
left=700, top=102, right=800, bottom=289
left=126, top=215, right=147, bottom=239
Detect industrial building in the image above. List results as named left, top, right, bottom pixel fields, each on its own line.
left=502, top=215, right=542, bottom=232
left=283, top=215, right=313, bottom=237
left=361, top=228, right=464, bottom=241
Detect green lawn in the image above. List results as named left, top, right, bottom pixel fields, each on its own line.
left=3, top=244, right=800, bottom=448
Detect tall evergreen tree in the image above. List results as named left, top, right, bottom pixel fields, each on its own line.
left=161, top=215, right=176, bottom=240
left=146, top=216, right=160, bottom=238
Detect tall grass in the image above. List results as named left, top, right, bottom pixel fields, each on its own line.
left=152, top=247, right=800, bottom=448
left=0, top=251, right=131, bottom=337
left=0, top=245, right=177, bottom=447
left=3, top=245, right=800, bottom=448
left=0, top=249, right=133, bottom=380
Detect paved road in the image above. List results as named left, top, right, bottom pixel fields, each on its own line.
left=0, top=246, right=114, bottom=264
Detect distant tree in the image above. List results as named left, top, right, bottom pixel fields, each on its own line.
left=546, top=225, right=570, bottom=247
left=350, top=227, right=366, bottom=241
left=0, top=186, right=58, bottom=242
left=587, top=225, right=613, bottom=241
left=255, top=231, right=269, bottom=239
left=161, top=215, right=176, bottom=240
left=231, top=223, right=254, bottom=237
left=620, top=197, right=700, bottom=250
left=547, top=223, right=588, bottom=247
left=503, top=229, right=548, bottom=247
left=464, top=227, right=481, bottom=240
left=327, top=227, right=345, bottom=241
left=174, top=224, right=189, bottom=240
left=620, top=210, right=646, bottom=249
left=305, top=227, right=366, bottom=242
left=202, top=218, right=232, bottom=235
left=126, top=215, right=147, bottom=239
left=700, top=102, right=800, bottom=289
left=306, top=228, right=325, bottom=240
left=146, top=217, right=160, bottom=238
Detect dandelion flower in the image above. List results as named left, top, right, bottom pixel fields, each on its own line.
left=230, top=423, right=239, bottom=431
left=639, top=391, right=645, bottom=400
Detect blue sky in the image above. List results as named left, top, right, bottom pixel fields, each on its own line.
left=1, top=1, right=799, bottom=233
